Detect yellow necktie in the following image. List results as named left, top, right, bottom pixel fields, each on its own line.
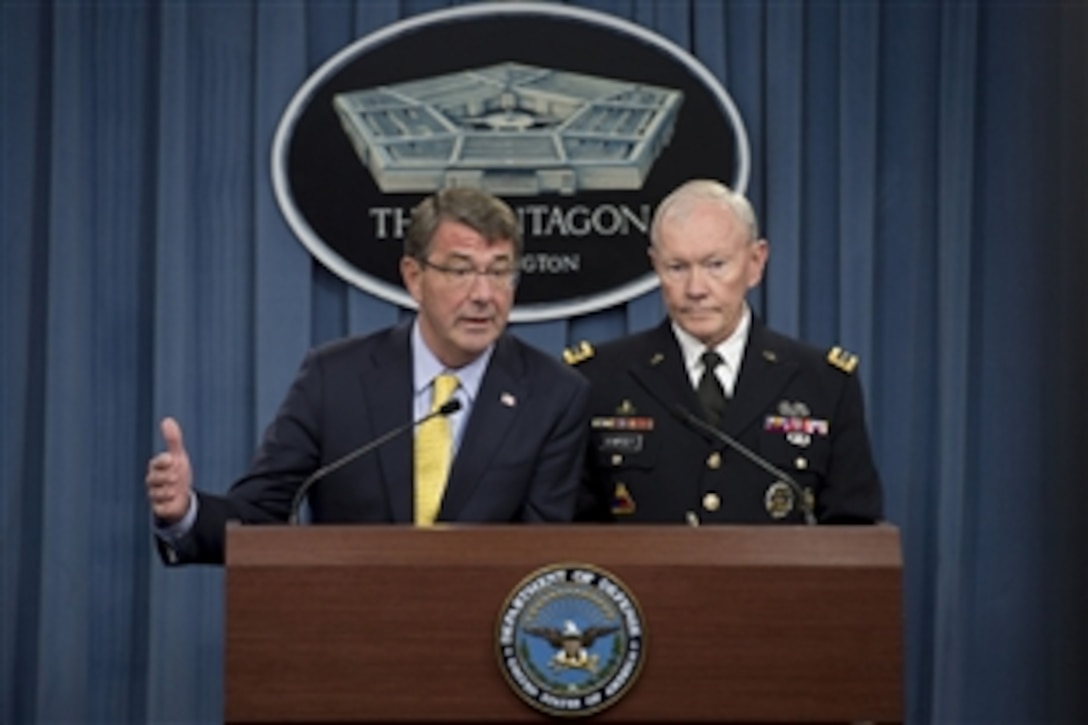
left=414, top=373, right=458, bottom=526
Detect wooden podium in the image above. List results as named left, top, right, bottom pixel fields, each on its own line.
left=225, top=525, right=902, bottom=723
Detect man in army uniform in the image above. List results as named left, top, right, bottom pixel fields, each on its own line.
left=569, top=180, right=883, bottom=525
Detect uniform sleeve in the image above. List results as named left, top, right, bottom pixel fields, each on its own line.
left=820, top=371, right=884, bottom=523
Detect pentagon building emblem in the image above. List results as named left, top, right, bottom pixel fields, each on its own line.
left=496, top=564, right=646, bottom=717
left=273, top=2, right=749, bottom=321
left=332, top=62, right=682, bottom=196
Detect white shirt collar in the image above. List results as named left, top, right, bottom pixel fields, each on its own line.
left=671, top=305, right=751, bottom=397
left=411, top=320, right=491, bottom=405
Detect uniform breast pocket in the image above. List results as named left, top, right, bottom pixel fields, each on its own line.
left=592, top=430, right=661, bottom=472
left=760, top=434, right=830, bottom=490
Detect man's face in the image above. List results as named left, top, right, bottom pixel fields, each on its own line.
left=401, top=219, right=517, bottom=368
left=650, top=201, right=768, bottom=348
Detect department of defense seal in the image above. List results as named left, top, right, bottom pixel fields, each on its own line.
left=496, top=563, right=646, bottom=717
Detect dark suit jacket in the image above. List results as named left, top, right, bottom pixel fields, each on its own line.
left=573, top=318, right=883, bottom=524
left=159, top=321, right=591, bottom=564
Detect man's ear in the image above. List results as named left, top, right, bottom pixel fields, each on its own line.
left=401, top=256, right=423, bottom=303
left=747, top=239, right=770, bottom=288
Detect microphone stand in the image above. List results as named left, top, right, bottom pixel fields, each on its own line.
left=287, top=399, right=462, bottom=524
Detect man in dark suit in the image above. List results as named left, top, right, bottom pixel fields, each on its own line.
left=145, top=188, right=590, bottom=564
left=570, top=180, right=882, bottom=525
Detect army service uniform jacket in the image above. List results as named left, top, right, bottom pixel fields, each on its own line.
left=570, top=319, right=883, bottom=524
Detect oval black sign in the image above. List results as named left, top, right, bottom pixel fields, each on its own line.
left=272, top=2, right=749, bottom=322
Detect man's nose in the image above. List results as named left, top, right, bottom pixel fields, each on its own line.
left=466, top=270, right=496, bottom=298
left=684, top=266, right=710, bottom=296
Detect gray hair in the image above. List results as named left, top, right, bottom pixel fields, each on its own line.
left=649, top=179, right=760, bottom=246
left=404, top=187, right=523, bottom=260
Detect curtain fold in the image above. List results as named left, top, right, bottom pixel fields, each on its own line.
left=2, top=1, right=1085, bottom=722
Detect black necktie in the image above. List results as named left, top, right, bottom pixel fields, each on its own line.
left=696, top=350, right=728, bottom=426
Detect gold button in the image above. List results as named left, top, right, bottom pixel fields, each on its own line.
left=795, top=457, right=808, bottom=470
left=706, top=451, right=722, bottom=469
left=702, top=492, right=721, bottom=512
left=611, top=454, right=623, bottom=466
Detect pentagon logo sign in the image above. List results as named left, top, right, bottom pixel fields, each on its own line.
left=496, top=564, right=646, bottom=717
left=273, top=2, right=749, bottom=321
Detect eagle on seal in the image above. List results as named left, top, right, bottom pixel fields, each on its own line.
left=523, top=619, right=619, bottom=673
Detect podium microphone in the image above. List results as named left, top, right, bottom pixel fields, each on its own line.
left=672, top=405, right=817, bottom=526
left=287, top=399, right=462, bottom=524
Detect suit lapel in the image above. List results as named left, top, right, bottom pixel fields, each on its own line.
left=438, top=335, right=525, bottom=521
left=362, top=322, right=415, bottom=523
left=722, top=320, right=799, bottom=437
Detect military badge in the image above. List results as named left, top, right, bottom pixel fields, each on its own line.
left=612, top=482, right=636, bottom=515
left=591, top=416, right=654, bottom=431
left=597, top=433, right=643, bottom=454
left=786, top=432, right=811, bottom=447
left=764, top=481, right=795, bottom=519
left=563, top=341, right=595, bottom=365
left=497, top=564, right=646, bottom=717
left=765, top=400, right=828, bottom=447
left=827, top=345, right=859, bottom=373
left=777, top=400, right=810, bottom=417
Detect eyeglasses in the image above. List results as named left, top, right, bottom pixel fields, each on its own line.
left=419, top=258, right=520, bottom=289
left=656, top=258, right=731, bottom=283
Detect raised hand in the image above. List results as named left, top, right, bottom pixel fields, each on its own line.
left=145, top=417, right=193, bottom=524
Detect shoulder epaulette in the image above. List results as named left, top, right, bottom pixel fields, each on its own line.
left=563, top=340, right=595, bottom=365
left=827, top=345, right=859, bottom=374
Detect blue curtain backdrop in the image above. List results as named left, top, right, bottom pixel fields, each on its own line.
left=3, top=1, right=1086, bottom=722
